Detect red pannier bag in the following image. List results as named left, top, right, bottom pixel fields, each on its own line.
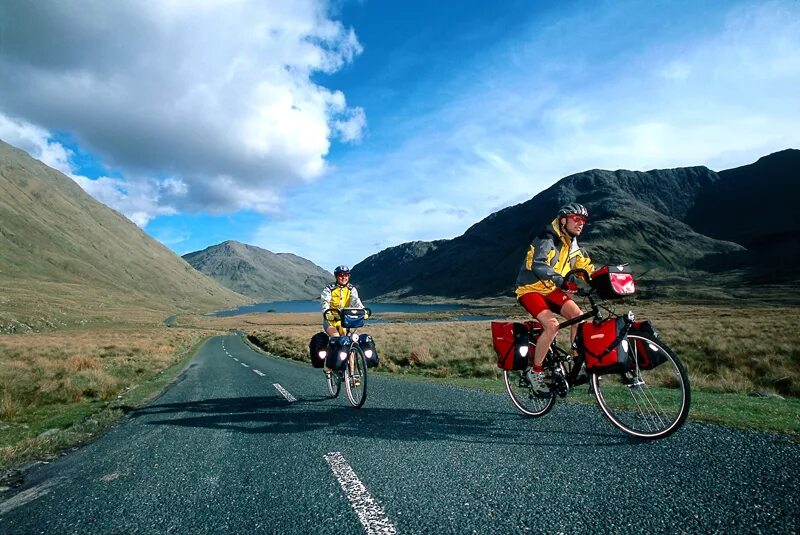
left=590, top=265, right=636, bottom=299
left=576, top=317, right=633, bottom=374
left=491, top=321, right=541, bottom=371
left=628, top=321, right=669, bottom=370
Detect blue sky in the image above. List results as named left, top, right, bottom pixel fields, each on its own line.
left=1, top=0, right=799, bottom=273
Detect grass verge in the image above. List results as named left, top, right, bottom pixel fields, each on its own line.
left=0, top=326, right=214, bottom=473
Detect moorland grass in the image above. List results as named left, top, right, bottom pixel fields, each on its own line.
left=0, top=324, right=216, bottom=470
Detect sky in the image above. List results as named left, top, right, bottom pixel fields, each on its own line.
left=1, top=0, right=799, bottom=273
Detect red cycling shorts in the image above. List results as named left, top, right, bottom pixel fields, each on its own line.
left=518, top=290, right=572, bottom=317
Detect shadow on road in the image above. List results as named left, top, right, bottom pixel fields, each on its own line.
left=129, top=395, right=630, bottom=447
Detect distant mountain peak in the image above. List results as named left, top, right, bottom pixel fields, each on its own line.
left=183, top=241, right=332, bottom=300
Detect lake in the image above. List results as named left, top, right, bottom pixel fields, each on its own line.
left=210, top=300, right=491, bottom=318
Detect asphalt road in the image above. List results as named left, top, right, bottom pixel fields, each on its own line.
left=1, top=334, right=797, bottom=534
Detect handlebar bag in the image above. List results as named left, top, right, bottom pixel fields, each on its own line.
left=358, top=334, right=379, bottom=368
left=628, top=321, right=669, bottom=370
left=491, top=321, right=540, bottom=370
left=341, top=308, right=366, bottom=328
left=590, top=265, right=636, bottom=299
left=577, top=317, right=633, bottom=374
left=308, top=331, right=329, bottom=368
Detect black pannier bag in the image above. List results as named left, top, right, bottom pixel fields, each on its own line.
left=358, top=333, right=379, bottom=368
left=309, top=332, right=329, bottom=368
left=590, top=265, right=636, bottom=300
left=491, top=321, right=541, bottom=371
left=576, top=316, right=633, bottom=374
left=628, top=321, right=669, bottom=370
left=324, top=336, right=348, bottom=371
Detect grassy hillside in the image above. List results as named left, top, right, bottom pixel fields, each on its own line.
left=0, top=139, right=248, bottom=331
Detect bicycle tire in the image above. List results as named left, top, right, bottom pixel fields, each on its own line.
left=326, top=367, right=341, bottom=398
left=503, top=369, right=556, bottom=417
left=344, top=346, right=368, bottom=408
left=591, top=333, right=691, bottom=439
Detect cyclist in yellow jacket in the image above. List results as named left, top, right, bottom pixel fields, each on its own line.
left=321, top=265, right=365, bottom=380
left=515, top=203, right=595, bottom=396
left=321, top=265, right=364, bottom=337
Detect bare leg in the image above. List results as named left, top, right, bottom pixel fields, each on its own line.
left=559, top=300, right=583, bottom=353
left=532, top=310, right=559, bottom=368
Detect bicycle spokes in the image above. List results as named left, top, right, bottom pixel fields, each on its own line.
left=592, top=334, right=690, bottom=439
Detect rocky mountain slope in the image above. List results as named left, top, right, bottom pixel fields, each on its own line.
left=352, top=150, right=799, bottom=300
left=183, top=241, right=332, bottom=301
left=0, top=139, right=248, bottom=330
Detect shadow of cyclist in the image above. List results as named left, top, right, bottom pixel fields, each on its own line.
left=129, top=395, right=629, bottom=447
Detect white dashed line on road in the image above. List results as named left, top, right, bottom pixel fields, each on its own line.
left=240, top=363, right=249, bottom=368
left=253, top=370, right=266, bottom=377
left=272, top=383, right=297, bottom=402
left=324, top=452, right=396, bottom=535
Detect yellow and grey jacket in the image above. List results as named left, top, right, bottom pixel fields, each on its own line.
left=321, top=282, right=364, bottom=333
left=515, top=217, right=595, bottom=297
left=321, top=283, right=364, bottom=312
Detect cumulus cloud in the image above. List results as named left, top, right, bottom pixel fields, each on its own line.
left=0, top=0, right=364, bottom=223
left=0, top=115, right=72, bottom=174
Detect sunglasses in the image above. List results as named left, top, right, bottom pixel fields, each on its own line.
left=567, top=215, right=587, bottom=224
left=337, top=273, right=350, bottom=277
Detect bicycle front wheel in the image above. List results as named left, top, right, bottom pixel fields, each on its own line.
left=503, top=370, right=555, bottom=417
left=344, top=346, right=368, bottom=408
left=591, top=333, right=691, bottom=439
left=326, top=367, right=341, bottom=398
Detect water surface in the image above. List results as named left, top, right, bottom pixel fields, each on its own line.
left=211, top=300, right=489, bottom=317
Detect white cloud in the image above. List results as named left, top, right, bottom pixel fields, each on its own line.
left=252, top=0, right=800, bottom=271
left=0, top=0, right=364, bottom=222
left=0, top=115, right=72, bottom=174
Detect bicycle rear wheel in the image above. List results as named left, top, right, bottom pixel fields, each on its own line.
left=344, top=346, right=368, bottom=408
left=503, top=370, right=555, bottom=417
left=591, top=333, right=691, bottom=439
left=326, top=368, right=341, bottom=398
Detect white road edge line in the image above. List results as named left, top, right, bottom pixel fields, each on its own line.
left=253, top=369, right=266, bottom=377
left=0, top=478, right=62, bottom=516
left=324, top=452, right=397, bottom=535
left=272, top=383, right=297, bottom=402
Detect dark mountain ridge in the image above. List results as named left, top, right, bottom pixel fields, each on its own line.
left=352, top=150, right=799, bottom=300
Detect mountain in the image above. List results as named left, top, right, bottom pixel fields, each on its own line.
left=684, top=149, right=800, bottom=280
left=0, top=139, right=248, bottom=331
left=352, top=150, right=800, bottom=300
left=183, top=241, right=332, bottom=301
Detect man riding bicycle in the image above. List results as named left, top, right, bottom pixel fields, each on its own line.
left=321, top=265, right=364, bottom=337
left=321, top=265, right=365, bottom=380
left=515, top=203, right=595, bottom=396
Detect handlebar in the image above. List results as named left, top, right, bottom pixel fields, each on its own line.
left=563, top=268, right=593, bottom=297
left=323, top=307, right=372, bottom=322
